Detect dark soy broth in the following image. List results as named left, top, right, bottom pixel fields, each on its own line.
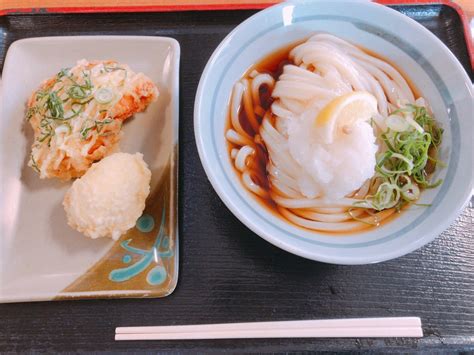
left=225, top=43, right=301, bottom=217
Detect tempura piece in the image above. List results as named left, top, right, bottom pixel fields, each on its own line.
left=26, top=59, right=158, bottom=180
left=63, top=152, right=151, bottom=240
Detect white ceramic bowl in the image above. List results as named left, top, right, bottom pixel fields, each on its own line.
left=194, top=0, right=473, bottom=264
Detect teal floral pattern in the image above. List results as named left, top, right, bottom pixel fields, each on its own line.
left=109, top=209, right=173, bottom=286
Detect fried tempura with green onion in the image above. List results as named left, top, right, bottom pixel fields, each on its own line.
left=26, top=59, right=158, bottom=180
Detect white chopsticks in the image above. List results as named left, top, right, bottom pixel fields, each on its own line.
left=115, top=317, right=423, bottom=341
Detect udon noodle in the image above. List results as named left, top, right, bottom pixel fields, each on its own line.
left=226, top=33, right=442, bottom=233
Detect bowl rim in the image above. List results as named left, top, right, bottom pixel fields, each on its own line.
left=194, top=0, right=473, bottom=264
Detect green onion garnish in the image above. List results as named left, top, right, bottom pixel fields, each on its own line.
left=357, top=102, right=443, bottom=212
left=45, top=91, right=64, bottom=119
left=94, top=87, right=115, bottom=104
left=30, top=154, right=40, bottom=173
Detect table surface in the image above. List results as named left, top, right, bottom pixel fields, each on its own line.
left=0, top=5, right=473, bottom=354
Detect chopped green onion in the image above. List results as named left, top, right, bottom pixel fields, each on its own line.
left=373, top=182, right=400, bottom=210
left=36, top=90, right=48, bottom=101
left=405, top=113, right=424, bottom=133
left=68, top=85, right=90, bottom=100
left=25, top=106, right=39, bottom=121
left=57, top=67, right=71, bottom=79
left=354, top=102, right=443, bottom=213
left=386, top=114, right=409, bottom=132
left=348, top=208, right=379, bottom=226
left=30, top=154, right=40, bottom=173
left=48, top=103, right=83, bottom=121
left=94, top=87, right=115, bottom=104
left=401, top=182, right=420, bottom=201
left=95, top=118, right=113, bottom=134
left=80, top=120, right=96, bottom=140
left=46, top=91, right=64, bottom=119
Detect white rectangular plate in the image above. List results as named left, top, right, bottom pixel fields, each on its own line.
left=0, top=36, right=180, bottom=303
